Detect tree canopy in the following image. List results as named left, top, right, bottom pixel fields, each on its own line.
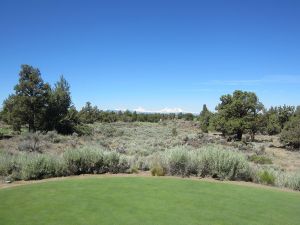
left=212, top=90, right=264, bottom=140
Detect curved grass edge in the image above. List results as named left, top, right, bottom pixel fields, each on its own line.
left=1, top=173, right=299, bottom=194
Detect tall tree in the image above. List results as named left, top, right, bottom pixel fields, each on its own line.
left=199, top=104, right=212, bottom=133
left=213, top=90, right=264, bottom=140
left=4, top=65, right=50, bottom=131
left=280, top=114, right=300, bottom=150
left=43, top=75, right=72, bottom=131
left=78, top=102, right=100, bottom=124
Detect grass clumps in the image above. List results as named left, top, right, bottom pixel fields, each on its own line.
left=249, top=155, right=272, bottom=164
left=150, top=165, right=165, bottom=176
left=257, top=170, right=276, bottom=185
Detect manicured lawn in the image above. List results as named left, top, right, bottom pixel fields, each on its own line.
left=0, top=177, right=299, bottom=225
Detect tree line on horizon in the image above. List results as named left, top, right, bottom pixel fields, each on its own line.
left=1, top=65, right=299, bottom=149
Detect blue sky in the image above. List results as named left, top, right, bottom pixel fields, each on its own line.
left=1, top=0, right=300, bottom=113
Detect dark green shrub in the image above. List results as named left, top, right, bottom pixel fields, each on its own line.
left=280, top=116, right=300, bottom=150
left=258, top=170, right=275, bottom=185
left=150, top=165, right=165, bottom=176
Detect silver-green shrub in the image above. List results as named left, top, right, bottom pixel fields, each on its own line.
left=197, top=145, right=251, bottom=180
left=63, top=147, right=131, bottom=175
left=63, top=147, right=105, bottom=175
left=21, top=154, right=66, bottom=180
left=159, top=145, right=251, bottom=180
left=164, top=147, right=192, bottom=177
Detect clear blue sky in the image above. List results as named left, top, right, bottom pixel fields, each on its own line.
left=1, top=0, right=300, bottom=113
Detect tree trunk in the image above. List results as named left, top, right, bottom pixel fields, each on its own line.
left=236, top=130, right=243, bottom=141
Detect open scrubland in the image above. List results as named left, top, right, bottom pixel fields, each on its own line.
left=1, top=68, right=300, bottom=225
left=1, top=121, right=300, bottom=191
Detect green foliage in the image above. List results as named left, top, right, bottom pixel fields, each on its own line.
left=257, top=170, right=276, bottom=185
left=2, top=65, right=77, bottom=135
left=12, top=65, right=51, bottom=132
left=280, top=115, right=300, bottom=149
left=78, top=102, right=101, bottom=124
left=150, top=165, right=165, bottom=176
left=43, top=76, right=72, bottom=132
left=249, top=155, right=272, bottom=164
left=199, top=104, right=212, bottom=133
left=74, top=124, right=93, bottom=136
left=266, top=113, right=281, bottom=135
left=213, top=90, right=264, bottom=140
left=263, top=105, right=295, bottom=135
left=171, top=127, right=178, bottom=136
left=130, top=165, right=139, bottom=174
left=56, top=106, right=80, bottom=135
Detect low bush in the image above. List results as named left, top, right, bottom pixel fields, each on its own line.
left=95, top=125, right=124, bottom=137
left=130, top=165, right=139, bottom=174
left=150, top=165, right=165, bottom=176
left=274, top=171, right=300, bottom=191
left=156, top=145, right=251, bottom=180
left=0, top=152, right=66, bottom=181
left=197, top=146, right=251, bottom=180
left=0, top=152, right=18, bottom=177
left=284, top=173, right=300, bottom=191
left=63, top=147, right=104, bottom=175
left=63, top=147, right=130, bottom=175
left=45, top=131, right=61, bottom=143
left=21, top=154, right=66, bottom=180
left=171, top=127, right=178, bottom=137
left=18, top=132, right=44, bottom=152
left=249, top=155, right=272, bottom=164
left=165, top=147, right=190, bottom=177
left=257, top=170, right=276, bottom=185
left=74, top=124, right=93, bottom=136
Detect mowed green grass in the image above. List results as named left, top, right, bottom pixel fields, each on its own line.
left=0, top=177, right=300, bottom=225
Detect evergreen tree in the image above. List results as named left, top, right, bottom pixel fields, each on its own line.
left=199, top=104, right=212, bottom=133
left=3, top=65, right=50, bottom=132
left=213, top=90, right=264, bottom=140
left=44, top=75, right=72, bottom=131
